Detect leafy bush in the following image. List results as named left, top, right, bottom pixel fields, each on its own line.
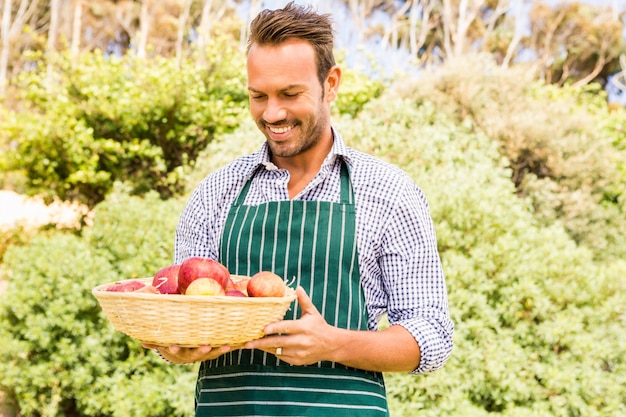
left=395, top=54, right=626, bottom=262
left=0, top=43, right=383, bottom=209
left=82, top=183, right=185, bottom=278
left=0, top=224, right=30, bottom=264
left=335, top=95, right=626, bottom=416
left=185, top=118, right=264, bottom=189
left=0, top=190, right=195, bottom=417
left=0, top=36, right=248, bottom=208
left=333, top=61, right=385, bottom=118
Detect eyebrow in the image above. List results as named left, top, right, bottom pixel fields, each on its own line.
left=247, top=84, right=305, bottom=94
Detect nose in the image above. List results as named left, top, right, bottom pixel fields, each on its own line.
left=262, top=97, right=287, bottom=124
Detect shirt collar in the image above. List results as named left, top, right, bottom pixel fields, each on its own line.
left=246, top=127, right=352, bottom=179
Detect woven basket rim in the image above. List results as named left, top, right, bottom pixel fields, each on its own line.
left=92, top=276, right=296, bottom=303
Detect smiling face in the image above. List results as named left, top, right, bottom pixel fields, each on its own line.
left=247, top=38, right=341, bottom=165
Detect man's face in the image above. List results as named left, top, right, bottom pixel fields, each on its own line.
left=247, top=39, right=338, bottom=160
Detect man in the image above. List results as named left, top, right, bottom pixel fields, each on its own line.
left=148, top=2, right=453, bottom=415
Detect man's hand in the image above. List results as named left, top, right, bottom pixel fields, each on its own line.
left=142, top=343, right=233, bottom=364
left=244, top=286, right=340, bottom=365
left=245, top=285, right=421, bottom=372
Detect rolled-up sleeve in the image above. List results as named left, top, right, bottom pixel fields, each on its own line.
left=359, top=174, right=453, bottom=374
left=384, top=184, right=453, bottom=373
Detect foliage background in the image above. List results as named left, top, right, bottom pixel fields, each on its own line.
left=0, top=1, right=625, bottom=417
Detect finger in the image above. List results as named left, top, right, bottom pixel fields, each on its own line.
left=263, top=320, right=287, bottom=335
left=244, top=334, right=285, bottom=351
left=262, top=287, right=318, bottom=335
left=198, top=345, right=213, bottom=354
left=295, top=286, right=319, bottom=316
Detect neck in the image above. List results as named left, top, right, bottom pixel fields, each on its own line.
left=271, top=131, right=333, bottom=199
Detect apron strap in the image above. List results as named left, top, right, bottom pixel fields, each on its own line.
left=339, top=160, right=354, bottom=205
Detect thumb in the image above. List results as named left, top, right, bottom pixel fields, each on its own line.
left=296, top=286, right=320, bottom=316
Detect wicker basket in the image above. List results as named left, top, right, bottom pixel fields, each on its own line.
left=92, top=276, right=296, bottom=347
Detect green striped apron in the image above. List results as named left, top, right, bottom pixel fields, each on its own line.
left=194, top=162, right=389, bottom=416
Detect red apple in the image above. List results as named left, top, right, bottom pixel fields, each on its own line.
left=225, top=289, right=247, bottom=297
left=185, top=278, right=226, bottom=296
left=133, top=284, right=160, bottom=294
left=177, top=257, right=231, bottom=294
left=152, top=264, right=181, bottom=294
left=226, top=276, right=250, bottom=296
left=106, top=280, right=146, bottom=292
left=247, top=271, right=286, bottom=297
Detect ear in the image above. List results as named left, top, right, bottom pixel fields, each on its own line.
left=324, top=65, right=342, bottom=103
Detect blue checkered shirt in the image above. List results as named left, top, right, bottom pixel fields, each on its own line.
left=175, top=128, right=453, bottom=374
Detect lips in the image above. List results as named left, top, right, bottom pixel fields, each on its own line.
left=268, top=124, right=295, bottom=134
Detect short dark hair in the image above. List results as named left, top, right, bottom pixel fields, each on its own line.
left=247, top=1, right=336, bottom=85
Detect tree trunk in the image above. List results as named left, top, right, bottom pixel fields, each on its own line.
left=48, top=0, right=59, bottom=52
left=70, top=0, right=82, bottom=58
left=47, top=0, right=60, bottom=82
left=502, top=1, right=527, bottom=68
left=0, top=0, right=12, bottom=96
left=176, top=0, right=192, bottom=65
left=198, top=0, right=214, bottom=54
left=381, top=0, right=411, bottom=52
left=197, top=0, right=228, bottom=66
left=0, top=0, right=41, bottom=95
left=137, top=0, right=151, bottom=58
left=408, top=0, right=419, bottom=57
left=242, top=0, right=262, bottom=47
left=442, top=0, right=454, bottom=59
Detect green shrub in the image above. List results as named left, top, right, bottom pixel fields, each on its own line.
left=0, top=189, right=197, bottom=417
left=83, top=183, right=185, bottom=278
left=336, top=95, right=626, bottom=416
left=394, top=54, right=626, bottom=262
left=0, top=37, right=248, bottom=208
left=333, top=63, right=385, bottom=118
left=185, top=118, right=264, bottom=189
left=0, top=224, right=30, bottom=263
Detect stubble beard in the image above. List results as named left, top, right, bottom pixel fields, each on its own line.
left=259, top=106, right=329, bottom=159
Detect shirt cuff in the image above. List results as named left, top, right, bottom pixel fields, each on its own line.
left=152, top=348, right=174, bottom=364
left=397, top=316, right=454, bottom=374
